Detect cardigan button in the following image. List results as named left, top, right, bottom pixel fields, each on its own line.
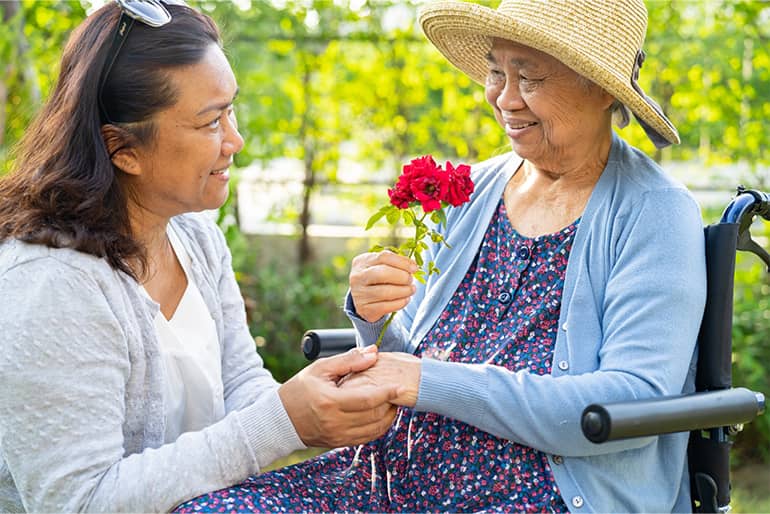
left=552, top=455, right=564, bottom=465
left=558, top=360, right=569, bottom=371
left=572, top=496, right=584, bottom=508
left=517, top=246, right=531, bottom=260
left=498, top=292, right=512, bottom=304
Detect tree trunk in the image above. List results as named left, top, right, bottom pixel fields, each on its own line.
left=298, top=55, right=314, bottom=267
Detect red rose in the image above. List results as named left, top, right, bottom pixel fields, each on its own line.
left=403, top=155, right=439, bottom=177
left=369, top=154, right=474, bottom=347
left=409, top=172, right=448, bottom=212
left=445, top=161, right=474, bottom=207
left=387, top=182, right=414, bottom=209
left=395, top=155, right=449, bottom=213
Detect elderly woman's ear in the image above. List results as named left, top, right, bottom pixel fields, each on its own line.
left=101, top=124, right=143, bottom=176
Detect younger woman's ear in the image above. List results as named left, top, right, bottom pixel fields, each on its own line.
left=101, top=124, right=142, bottom=176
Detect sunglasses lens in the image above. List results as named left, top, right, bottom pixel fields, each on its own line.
left=117, top=0, right=171, bottom=27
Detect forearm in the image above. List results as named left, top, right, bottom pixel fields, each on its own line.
left=414, top=359, right=662, bottom=456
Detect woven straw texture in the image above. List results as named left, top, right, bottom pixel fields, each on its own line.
left=419, top=0, right=679, bottom=145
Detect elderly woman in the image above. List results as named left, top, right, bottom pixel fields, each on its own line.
left=176, top=0, right=706, bottom=512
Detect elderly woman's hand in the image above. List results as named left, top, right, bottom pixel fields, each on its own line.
left=349, top=251, right=418, bottom=323
left=339, top=352, right=421, bottom=408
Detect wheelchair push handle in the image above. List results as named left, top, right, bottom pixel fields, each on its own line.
left=721, top=187, right=770, bottom=270
left=721, top=186, right=770, bottom=224
left=581, top=387, right=766, bottom=444
left=301, top=328, right=357, bottom=360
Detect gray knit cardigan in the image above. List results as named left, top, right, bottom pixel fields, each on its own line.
left=0, top=213, right=305, bottom=513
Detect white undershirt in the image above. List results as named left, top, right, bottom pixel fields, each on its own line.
left=144, top=226, right=225, bottom=443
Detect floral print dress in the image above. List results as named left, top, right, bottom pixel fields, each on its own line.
left=175, top=199, right=576, bottom=513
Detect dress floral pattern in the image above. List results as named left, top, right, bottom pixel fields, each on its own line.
left=175, top=199, right=577, bottom=513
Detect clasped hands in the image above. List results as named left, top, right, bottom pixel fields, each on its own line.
left=278, top=346, right=420, bottom=449
left=279, top=250, right=421, bottom=449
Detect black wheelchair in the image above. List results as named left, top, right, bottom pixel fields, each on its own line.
left=300, top=186, right=768, bottom=513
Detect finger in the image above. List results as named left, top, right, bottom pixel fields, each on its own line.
left=326, top=407, right=400, bottom=447
left=351, top=264, right=415, bottom=289
left=375, top=251, right=419, bottom=273
left=311, top=348, right=379, bottom=379
left=355, top=283, right=415, bottom=305
left=355, top=251, right=418, bottom=274
left=355, top=297, right=412, bottom=323
left=334, top=383, right=401, bottom=413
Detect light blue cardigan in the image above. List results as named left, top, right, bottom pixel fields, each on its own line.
left=347, top=135, right=707, bottom=512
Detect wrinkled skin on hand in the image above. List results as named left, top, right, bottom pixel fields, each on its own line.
left=338, top=352, right=421, bottom=409
left=278, top=346, right=400, bottom=448
left=349, top=251, right=418, bottom=323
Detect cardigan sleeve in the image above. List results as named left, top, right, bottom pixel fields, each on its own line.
left=413, top=188, right=707, bottom=457
left=208, top=221, right=307, bottom=461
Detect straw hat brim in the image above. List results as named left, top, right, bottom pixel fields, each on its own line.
left=419, top=1, right=680, bottom=145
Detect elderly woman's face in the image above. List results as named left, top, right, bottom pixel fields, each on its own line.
left=485, top=38, right=614, bottom=169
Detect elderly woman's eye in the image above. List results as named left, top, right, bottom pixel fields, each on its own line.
left=487, top=70, right=505, bottom=83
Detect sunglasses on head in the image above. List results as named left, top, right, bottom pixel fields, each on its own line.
left=98, top=0, right=187, bottom=123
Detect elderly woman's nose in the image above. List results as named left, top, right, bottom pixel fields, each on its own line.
left=497, top=79, right=526, bottom=111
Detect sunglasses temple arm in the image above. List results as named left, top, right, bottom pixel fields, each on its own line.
left=98, top=15, right=135, bottom=123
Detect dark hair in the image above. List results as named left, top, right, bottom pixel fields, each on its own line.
left=0, top=2, right=221, bottom=279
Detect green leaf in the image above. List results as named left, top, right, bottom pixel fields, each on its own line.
left=430, top=231, right=445, bottom=244
left=402, top=209, right=415, bottom=225
left=434, top=209, right=448, bottom=228
left=369, top=244, right=384, bottom=252
left=414, top=251, right=423, bottom=266
left=386, top=208, right=402, bottom=225
left=414, top=269, right=427, bottom=284
left=366, top=205, right=394, bottom=230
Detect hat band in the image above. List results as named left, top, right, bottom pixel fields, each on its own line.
left=617, top=50, right=675, bottom=149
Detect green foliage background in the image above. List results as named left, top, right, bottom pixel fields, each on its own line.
left=1, top=0, right=769, bottom=466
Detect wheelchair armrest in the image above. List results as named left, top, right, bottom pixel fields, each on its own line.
left=581, top=387, right=766, bottom=443
left=301, top=328, right=357, bottom=360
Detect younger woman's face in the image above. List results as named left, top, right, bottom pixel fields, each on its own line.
left=127, top=43, right=244, bottom=219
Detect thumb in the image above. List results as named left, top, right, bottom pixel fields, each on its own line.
left=314, top=345, right=378, bottom=379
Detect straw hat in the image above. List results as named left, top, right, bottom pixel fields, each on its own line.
left=419, top=0, right=680, bottom=147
